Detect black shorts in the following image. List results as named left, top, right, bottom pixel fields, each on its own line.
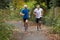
left=23, top=18, right=28, bottom=22
left=36, top=17, right=42, bottom=23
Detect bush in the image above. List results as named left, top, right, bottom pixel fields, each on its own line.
left=43, top=7, right=60, bottom=34
left=51, top=26, right=60, bottom=34
left=0, top=22, right=13, bottom=40
left=0, top=9, right=14, bottom=40
left=43, top=8, right=54, bottom=26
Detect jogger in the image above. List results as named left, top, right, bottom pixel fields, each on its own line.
left=20, top=5, right=30, bottom=31
left=33, top=4, right=43, bottom=31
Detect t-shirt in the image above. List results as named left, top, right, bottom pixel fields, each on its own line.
left=34, top=8, right=43, bottom=18
left=21, top=8, right=30, bottom=19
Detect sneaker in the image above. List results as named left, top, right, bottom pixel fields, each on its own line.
left=25, top=27, right=28, bottom=32
left=37, top=26, right=39, bottom=31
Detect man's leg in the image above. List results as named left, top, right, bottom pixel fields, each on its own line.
left=36, top=18, right=39, bottom=31
left=37, top=18, right=42, bottom=31
left=38, top=22, right=41, bottom=29
left=37, top=22, right=41, bottom=31
left=37, top=23, right=39, bottom=31
left=38, top=17, right=42, bottom=30
left=24, top=19, right=28, bottom=31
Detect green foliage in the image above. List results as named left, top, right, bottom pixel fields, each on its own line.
left=42, top=0, right=60, bottom=34
left=0, top=0, right=12, bottom=9
left=35, top=0, right=41, bottom=4
left=43, top=8, right=54, bottom=25
left=56, top=0, right=60, bottom=7
left=24, top=0, right=30, bottom=2
left=51, top=26, right=60, bottom=34
left=0, top=22, right=13, bottom=40
left=26, top=1, right=35, bottom=9
left=49, top=0, right=60, bottom=8
left=0, top=9, right=14, bottom=40
left=35, top=0, right=60, bottom=9
left=8, top=9, right=21, bottom=21
left=43, top=7, right=60, bottom=34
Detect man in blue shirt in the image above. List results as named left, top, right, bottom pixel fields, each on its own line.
left=20, top=5, right=30, bottom=31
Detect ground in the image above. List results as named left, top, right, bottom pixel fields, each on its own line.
left=6, top=21, right=60, bottom=40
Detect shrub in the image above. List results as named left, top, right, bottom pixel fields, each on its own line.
left=0, top=22, right=13, bottom=40
left=0, top=9, right=14, bottom=40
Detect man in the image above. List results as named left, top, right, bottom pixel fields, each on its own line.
left=20, top=5, right=30, bottom=31
left=33, top=5, right=43, bottom=31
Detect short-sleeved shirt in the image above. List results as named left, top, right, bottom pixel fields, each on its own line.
left=34, top=8, right=43, bottom=18
left=21, top=8, right=30, bottom=19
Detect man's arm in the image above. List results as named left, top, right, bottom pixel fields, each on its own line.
left=29, top=12, right=31, bottom=18
left=20, top=9, right=24, bottom=16
left=20, top=12, right=24, bottom=16
left=28, top=9, right=31, bottom=18
left=33, top=9, right=37, bottom=16
left=41, top=9, right=44, bottom=16
left=33, top=12, right=36, bottom=16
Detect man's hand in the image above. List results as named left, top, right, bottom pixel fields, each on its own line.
left=33, top=12, right=37, bottom=16
left=20, top=12, right=24, bottom=16
left=29, top=15, right=30, bottom=18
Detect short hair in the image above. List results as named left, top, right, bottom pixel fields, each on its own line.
left=36, top=4, right=40, bottom=7
left=24, top=4, right=27, bottom=7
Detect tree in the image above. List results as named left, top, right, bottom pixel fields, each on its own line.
left=24, top=0, right=30, bottom=2
left=0, top=0, right=12, bottom=9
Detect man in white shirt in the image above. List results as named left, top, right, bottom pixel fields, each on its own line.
left=33, top=5, right=43, bottom=31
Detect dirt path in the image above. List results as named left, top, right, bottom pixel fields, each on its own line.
left=6, top=21, right=49, bottom=40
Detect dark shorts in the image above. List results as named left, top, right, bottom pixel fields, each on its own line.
left=36, top=17, right=42, bottom=23
left=23, top=18, right=28, bottom=22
